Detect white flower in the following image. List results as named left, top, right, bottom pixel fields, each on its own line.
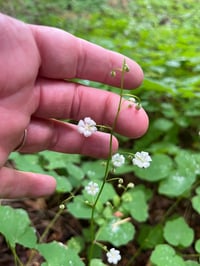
left=106, top=248, right=121, bottom=265
left=77, top=117, right=97, bottom=137
left=85, top=181, right=99, bottom=196
left=112, top=153, right=125, bottom=167
left=132, top=151, right=152, bottom=168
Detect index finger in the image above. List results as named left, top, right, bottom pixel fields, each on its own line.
left=31, top=25, right=144, bottom=89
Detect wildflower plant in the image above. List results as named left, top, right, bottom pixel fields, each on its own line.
left=0, top=59, right=153, bottom=266
left=1, top=2, right=200, bottom=265
left=81, top=59, right=151, bottom=263
left=3, top=54, right=200, bottom=266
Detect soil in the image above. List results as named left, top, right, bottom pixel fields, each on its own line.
left=0, top=185, right=199, bottom=266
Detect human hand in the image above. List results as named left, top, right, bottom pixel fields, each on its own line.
left=0, top=14, right=148, bottom=198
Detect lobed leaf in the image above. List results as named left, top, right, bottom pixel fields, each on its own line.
left=38, top=241, right=85, bottom=266
left=159, top=170, right=196, bottom=197
left=163, top=217, right=194, bottom=247
left=82, top=160, right=106, bottom=180
left=134, top=154, right=173, bottom=182
left=150, top=244, right=185, bottom=266
left=97, top=218, right=135, bottom=247
left=0, top=206, right=37, bottom=248
left=194, top=239, right=200, bottom=253
left=67, top=195, right=94, bottom=219
left=122, top=186, right=150, bottom=222
left=137, top=224, right=164, bottom=250
left=185, top=262, right=200, bottom=266
left=191, top=193, right=200, bottom=214
left=90, top=259, right=107, bottom=266
left=40, top=151, right=80, bottom=170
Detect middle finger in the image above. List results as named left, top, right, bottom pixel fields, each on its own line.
left=34, top=78, right=148, bottom=139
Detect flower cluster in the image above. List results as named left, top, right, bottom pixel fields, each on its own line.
left=77, top=118, right=152, bottom=169
left=112, top=151, right=152, bottom=169
left=78, top=62, right=152, bottom=265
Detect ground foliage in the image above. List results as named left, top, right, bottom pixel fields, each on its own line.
left=0, top=0, right=200, bottom=265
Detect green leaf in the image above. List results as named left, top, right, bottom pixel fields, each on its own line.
left=97, top=218, right=135, bottom=246
left=38, top=241, right=85, bottom=266
left=195, top=187, right=200, bottom=195
left=185, top=261, right=200, bottom=266
left=114, top=164, right=138, bottom=175
left=150, top=244, right=185, bottom=266
left=194, top=239, right=200, bottom=253
left=41, top=151, right=80, bottom=170
left=0, top=206, right=37, bottom=248
left=66, top=163, right=84, bottom=180
left=159, top=170, right=196, bottom=197
left=175, top=151, right=200, bottom=175
left=134, top=154, right=173, bottom=182
left=137, top=224, right=164, bottom=250
left=122, top=187, right=149, bottom=222
left=66, top=162, right=85, bottom=188
left=142, top=78, right=174, bottom=94
left=67, top=195, right=97, bottom=219
left=82, top=181, right=116, bottom=205
left=153, top=118, right=174, bottom=131
left=97, top=183, right=116, bottom=204
left=10, top=153, right=45, bottom=173
left=82, top=160, right=106, bottom=179
left=164, top=217, right=194, bottom=247
left=90, top=259, right=107, bottom=266
left=68, top=182, right=116, bottom=219
left=51, top=171, right=72, bottom=193
left=66, top=236, right=84, bottom=254
left=191, top=193, right=200, bottom=214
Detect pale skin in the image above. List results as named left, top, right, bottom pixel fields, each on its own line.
left=0, top=13, right=148, bottom=198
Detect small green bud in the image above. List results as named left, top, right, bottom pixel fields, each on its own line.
left=123, top=63, right=130, bottom=72
left=135, top=103, right=142, bottom=110
left=128, top=154, right=133, bottom=160
left=110, top=70, right=116, bottom=77
left=103, top=245, right=107, bottom=251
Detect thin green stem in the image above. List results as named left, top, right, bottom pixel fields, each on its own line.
left=39, top=208, right=64, bottom=243
left=10, top=246, right=24, bottom=266
left=88, top=59, right=127, bottom=261
left=25, top=206, right=65, bottom=266
left=122, top=93, right=141, bottom=105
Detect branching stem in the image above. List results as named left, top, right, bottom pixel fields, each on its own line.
left=88, top=59, right=127, bottom=260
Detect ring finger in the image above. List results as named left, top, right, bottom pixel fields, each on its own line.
left=19, top=117, right=119, bottom=158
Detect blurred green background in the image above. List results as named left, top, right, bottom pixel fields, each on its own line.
left=1, top=1, right=200, bottom=265
left=1, top=0, right=199, bottom=152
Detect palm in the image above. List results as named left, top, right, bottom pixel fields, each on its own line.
left=0, top=18, right=40, bottom=163
left=0, top=14, right=148, bottom=198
